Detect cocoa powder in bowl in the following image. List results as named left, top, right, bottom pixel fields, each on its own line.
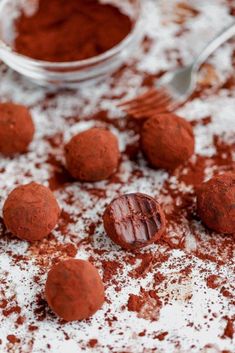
left=196, top=173, right=235, bottom=234
left=3, top=182, right=61, bottom=242
left=14, top=0, right=132, bottom=62
left=0, top=102, right=34, bottom=156
left=141, top=114, right=195, bottom=170
left=65, top=128, right=120, bottom=182
left=45, top=259, right=104, bottom=321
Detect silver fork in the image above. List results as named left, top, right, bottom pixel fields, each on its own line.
left=119, top=22, right=235, bottom=119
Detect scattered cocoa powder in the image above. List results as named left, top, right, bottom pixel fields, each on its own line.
left=3, top=305, right=21, bottom=317
left=102, top=260, right=122, bottom=283
left=7, top=335, right=20, bottom=344
left=127, top=288, right=162, bottom=321
left=206, top=275, right=224, bottom=289
left=88, top=339, right=98, bottom=348
left=222, top=317, right=234, bottom=339
left=155, top=332, right=168, bottom=341
left=28, top=325, right=38, bottom=332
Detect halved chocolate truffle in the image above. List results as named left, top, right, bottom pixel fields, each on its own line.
left=45, top=259, right=105, bottom=321
left=103, top=193, right=166, bottom=250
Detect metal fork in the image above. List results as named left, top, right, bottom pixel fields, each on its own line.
left=119, top=22, right=235, bottom=119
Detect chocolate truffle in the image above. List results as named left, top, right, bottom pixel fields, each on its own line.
left=45, top=259, right=105, bottom=321
left=196, top=173, right=235, bottom=234
left=0, top=102, right=35, bottom=155
left=141, top=114, right=195, bottom=170
left=103, top=193, right=166, bottom=250
left=3, top=182, right=60, bottom=242
left=65, top=128, right=120, bottom=182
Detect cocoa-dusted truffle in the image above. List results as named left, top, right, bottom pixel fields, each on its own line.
left=141, top=114, right=195, bottom=170
left=65, top=128, right=120, bottom=182
left=103, top=193, right=166, bottom=250
left=196, top=173, right=235, bottom=234
left=0, top=102, right=35, bottom=156
left=3, top=182, right=60, bottom=242
left=45, top=259, right=105, bottom=321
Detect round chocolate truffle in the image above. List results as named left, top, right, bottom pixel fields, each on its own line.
left=0, top=102, right=35, bottom=156
left=103, top=193, right=166, bottom=250
left=65, top=128, right=120, bottom=182
left=196, top=173, right=235, bottom=234
left=141, top=114, right=195, bottom=170
left=45, top=259, right=105, bottom=321
left=3, top=182, right=60, bottom=242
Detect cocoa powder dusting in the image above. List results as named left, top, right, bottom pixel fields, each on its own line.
left=127, top=289, right=162, bottom=321
left=222, top=317, right=234, bottom=340
left=7, top=335, right=20, bottom=344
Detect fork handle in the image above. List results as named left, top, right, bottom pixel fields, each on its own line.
left=193, top=22, right=235, bottom=71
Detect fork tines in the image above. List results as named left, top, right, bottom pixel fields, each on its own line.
left=118, top=88, right=174, bottom=119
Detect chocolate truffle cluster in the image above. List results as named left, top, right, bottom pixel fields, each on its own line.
left=2, top=182, right=105, bottom=321
left=1, top=98, right=234, bottom=324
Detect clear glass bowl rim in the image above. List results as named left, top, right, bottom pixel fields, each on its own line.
left=0, top=0, right=142, bottom=69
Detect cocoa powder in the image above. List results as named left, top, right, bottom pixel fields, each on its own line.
left=14, top=0, right=132, bottom=62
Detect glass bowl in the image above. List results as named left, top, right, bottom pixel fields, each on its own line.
left=0, top=0, right=142, bottom=88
